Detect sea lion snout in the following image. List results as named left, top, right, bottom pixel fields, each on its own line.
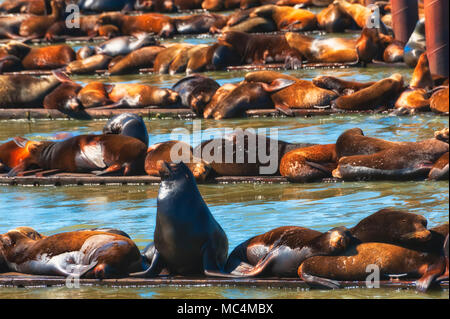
left=325, top=227, right=351, bottom=252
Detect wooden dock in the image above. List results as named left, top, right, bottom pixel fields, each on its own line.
left=0, top=273, right=447, bottom=290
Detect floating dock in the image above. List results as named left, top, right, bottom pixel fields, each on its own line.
left=0, top=273, right=447, bottom=290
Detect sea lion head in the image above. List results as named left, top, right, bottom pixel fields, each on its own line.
left=4, top=41, right=31, bottom=59
left=155, top=88, right=180, bottom=106
left=435, top=128, right=449, bottom=144
left=103, top=113, right=149, bottom=147
left=10, top=227, right=45, bottom=241
left=320, top=226, right=352, bottom=254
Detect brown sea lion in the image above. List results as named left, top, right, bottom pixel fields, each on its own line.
left=430, top=87, right=449, bottom=114
left=0, top=72, right=64, bottom=108
left=65, top=54, right=112, bottom=74
left=312, top=75, right=376, bottom=95
left=217, top=31, right=302, bottom=65
left=332, top=74, right=404, bottom=110
left=76, top=46, right=95, bottom=61
left=167, top=44, right=209, bottom=75
left=250, top=4, right=317, bottom=31
left=6, top=134, right=148, bottom=177
left=219, top=16, right=277, bottom=34
left=5, top=41, right=76, bottom=70
left=337, top=0, right=386, bottom=30
left=383, top=41, right=404, bottom=63
left=297, top=242, right=446, bottom=291
left=428, top=152, right=449, bottom=181
left=145, top=141, right=211, bottom=182
left=435, top=128, right=449, bottom=144
left=77, top=82, right=112, bottom=109
left=410, top=53, right=433, bottom=89
left=225, top=226, right=350, bottom=277
left=279, top=144, right=337, bottom=182
left=43, top=81, right=82, bottom=112
left=152, top=43, right=194, bottom=74
left=202, top=83, right=238, bottom=119
left=0, top=229, right=142, bottom=279
left=108, top=84, right=180, bottom=108
left=18, top=0, right=64, bottom=38
left=173, top=13, right=228, bottom=35
left=244, top=71, right=339, bottom=112
left=317, top=1, right=357, bottom=32
left=0, top=138, right=36, bottom=173
left=208, top=79, right=295, bottom=119
left=108, top=46, right=165, bottom=75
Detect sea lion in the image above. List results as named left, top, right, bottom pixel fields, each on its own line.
left=152, top=43, right=194, bottom=74
left=219, top=16, right=277, bottom=34
left=5, top=41, right=76, bottom=70
left=317, top=1, right=357, bottom=32
left=130, top=161, right=229, bottom=277
left=312, top=75, right=376, bottom=95
left=336, top=0, right=387, bottom=31
left=97, top=12, right=175, bottom=37
left=94, top=33, right=157, bottom=57
left=145, top=141, right=211, bottom=181
left=202, top=83, right=238, bottom=119
left=244, top=71, right=339, bottom=112
left=108, top=84, right=179, bottom=108
left=43, top=81, right=82, bottom=112
left=226, top=226, right=351, bottom=277
left=171, top=75, right=220, bottom=115
left=77, top=82, right=112, bottom=109
left=279, top=144, right=337, bottom=182
left=108, top=46, right=164, bottom=75
left=0, top=229, right=142, bottom=279
left=383, top=41, right=404, bottom=63
left=250, top=4, right=317, bottom=31
left=173, top=13, right=228, bottom=35
left=166, top=44, right=209, bottom=75
left=332, top=73, right=404, bottom=110
left=435, top=128, right=449, bottom=144
left=103, top=113, right=149, bottom=147
left=134, top=0, right=176, bottom=12
left=404, top=18, right=425, bottom=67
left=428, top=152, right=449, bottom=181
left=332, top=139, right=449, bottom=181
left=76, top=46, right=95, bottom=61
left=0, top=138, right=34, bottom=174
left=6, top=134, right=148, bottom=177
left=217, top=31, right=302, bottom=65
left=0, top=72, right=64, bottom=108
left=430, top=88, right=449, bottom=114
left=65, top=54, right=112, bottom=74
left=207, top=79, right=295, bottom=119
left=18, top=0, right=64, bottom=38
left=193, top=131, right=314, bottom=176
left=78, top=0, right=135, bottom=12
left=297, top=242, right=446, bottom=292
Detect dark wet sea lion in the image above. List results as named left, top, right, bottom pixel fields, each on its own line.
left=130, top=161, right=229, bottom=277
left=279, top=144, right=337, bottom=182
left=217, top=31, right=302, bottom=65
left=208, top=79, right=295, bottom=119
left=65, top=54, right=112, bottom=74
left=226, top=226, right=351, bottom=277
left=103, top=113, right=149, bottom=147
left=171, top=75, right=220, bottom=115
left=43, top=81, right=82, bottom=112
left=193, top=131, right=314, bottom=176
left=332, top=74, right=404, bottom=110
left=108, top=84, right=179, bottom=108
left=95, top=33, right=157, bottom=57
left=297, top=242, right=446, bottom=291
left=108, top=46, right=164, bottom=75
left=312, top=75, right=376, bottom=95
left=145, top=141, right=211, bottom=182
left=404, top=18, right=425, bottom=67
left=78, top=0, right=135, bottom=12
left=77, top=82, right=112, bottom=109
left=6, top=134, right=148, bottom=177
left=0, top=228, right=142, bottom=279
left=0, top=73, right=63, bottom=108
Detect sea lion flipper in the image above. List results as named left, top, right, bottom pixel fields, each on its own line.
left=299, top=271, right=341, bottom=290
left=275, top=103, right=294, bottom=117
left=129, top=249, right=164, bottom=278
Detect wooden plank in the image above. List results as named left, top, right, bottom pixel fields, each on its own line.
left=0, top=273, right=447, bottom=289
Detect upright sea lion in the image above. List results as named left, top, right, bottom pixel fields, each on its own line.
left=77, top=82, right=112, bottom=109
left=297, top=242, right=446, bottom=291
left=6, top=134, right=148, bottom=177
left=172, top=75, right=220, bottom=115
left=145, top=141, right=211, bottom=181
left=279, top=144, right=337, bottom=182
left=108, top=46, right=164, bottom=75
left=332, top=73, right=404, bottom=110
left=244, top=71, right=339, bottom=112
left=207, top=79, right=295, bottom=119
left=336, top=0, right=387, bottom=31
left=226, top=226, right=351, bottom=277
left=95, top=33, right=157, bottom=57
left=103, top=113, right=149, bottom=147
left=404, top=18, right=425, bottom=67
left=0, top=229, right=142, bottom=279
left=18, top=0, right=64, bottom=38
left=217, top=31, right=302, bottom=65
left=250, top=4, right=317, bottom=31
left=130, top=161, right=230, bottom=277
left=0, top=72, right=64, bottom=108
left=108, top=84, right=179, bottom=108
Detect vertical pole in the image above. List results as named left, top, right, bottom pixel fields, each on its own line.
left=424, top=0, right=449, bottom=77
left=390, top=0, right=419, bottom=44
